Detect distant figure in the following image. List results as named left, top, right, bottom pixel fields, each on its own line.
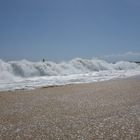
left=42, top=58, right=45, bottom=62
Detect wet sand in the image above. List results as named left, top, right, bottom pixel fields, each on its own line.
left=0, top=77, right=140, bottom=140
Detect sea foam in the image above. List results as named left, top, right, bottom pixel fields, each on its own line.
left=0, top=58, right=140, bottom=91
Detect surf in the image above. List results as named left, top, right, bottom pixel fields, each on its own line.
left=0, top=58, right=140, bottom=91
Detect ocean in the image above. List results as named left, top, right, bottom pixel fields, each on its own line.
left=0, top=58, right=140, bottom=91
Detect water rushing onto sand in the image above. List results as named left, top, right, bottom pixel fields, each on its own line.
left=0, top=58, right=140, bottom=91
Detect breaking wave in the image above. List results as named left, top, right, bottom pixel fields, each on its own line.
left=0, top=58, right=140, bottom=91
left=0, top=58, right=139, bottom=78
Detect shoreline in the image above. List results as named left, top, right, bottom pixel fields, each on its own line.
left=1, top=74, right=140, bottom=93
left=0, top=76, right=140, bottom=139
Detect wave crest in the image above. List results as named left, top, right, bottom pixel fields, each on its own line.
left=0, top=58, right=139, bottom=81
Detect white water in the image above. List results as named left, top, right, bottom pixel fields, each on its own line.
left=0, top=58, right=140, bottom=91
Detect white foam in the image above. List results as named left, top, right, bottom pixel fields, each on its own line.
left=0, top=58, right=140, bottom=91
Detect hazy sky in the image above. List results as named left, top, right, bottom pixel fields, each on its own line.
left=0, top=0, right=140, bottom=61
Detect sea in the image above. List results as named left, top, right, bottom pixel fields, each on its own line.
left=0, top=58, right=140, bottom=91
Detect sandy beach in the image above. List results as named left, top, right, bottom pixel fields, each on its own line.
left=0, top=77, right=140, bottom=140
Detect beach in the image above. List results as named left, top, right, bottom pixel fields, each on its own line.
left=0, top=77, right=140, bottom=140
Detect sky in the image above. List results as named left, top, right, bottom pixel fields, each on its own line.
left=0, top=0, right=140, bottom=62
